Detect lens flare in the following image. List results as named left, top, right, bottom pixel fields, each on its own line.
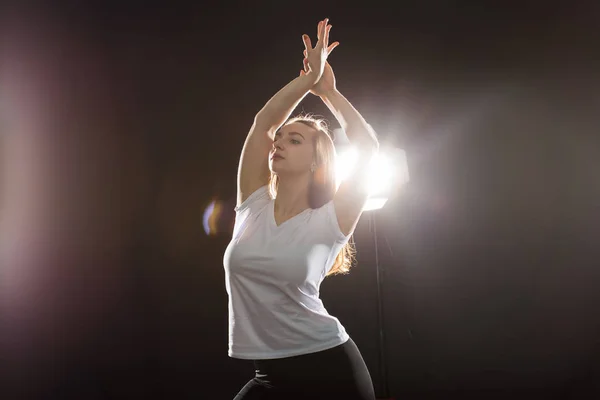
left=203, top=200, right=223, bottom=235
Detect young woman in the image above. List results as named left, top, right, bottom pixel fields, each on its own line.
left=224, top=18, right=379, bottom=399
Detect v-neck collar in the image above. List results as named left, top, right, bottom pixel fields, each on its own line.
left=270, top=200, right=311, bottom=228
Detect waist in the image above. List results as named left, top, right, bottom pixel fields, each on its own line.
left=253, top=337, right=353, bottom=371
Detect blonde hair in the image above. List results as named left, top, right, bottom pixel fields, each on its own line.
left=269, top=114, right=356, bottom=277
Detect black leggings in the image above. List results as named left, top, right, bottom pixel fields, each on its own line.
left=233, top=338, right=375, bottom=400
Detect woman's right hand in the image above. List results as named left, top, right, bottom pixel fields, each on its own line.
left=300, top=18, right=339, bottom=82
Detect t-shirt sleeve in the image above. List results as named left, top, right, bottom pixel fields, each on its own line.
left=234, top=185, right=270, bottom=214
left=321, top=200, right=353, bottom=243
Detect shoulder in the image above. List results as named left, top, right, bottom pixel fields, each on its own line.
left=235, top=185, right=271, bottom=214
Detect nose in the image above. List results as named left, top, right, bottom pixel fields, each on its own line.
left=272, top=139, right=283, bottom=150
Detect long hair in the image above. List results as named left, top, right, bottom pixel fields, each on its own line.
left=269, top=114, right=356, bottom=277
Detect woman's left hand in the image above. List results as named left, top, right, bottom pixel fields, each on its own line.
left=300, top=18, right=339, bottom=81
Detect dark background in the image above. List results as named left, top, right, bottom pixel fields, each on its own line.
left=1, top=2, right=600, bottom=399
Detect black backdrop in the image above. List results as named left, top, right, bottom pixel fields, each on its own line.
left=1, top=2, right=600, bottom=399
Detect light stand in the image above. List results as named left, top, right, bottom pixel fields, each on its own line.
left=369, top=210, right=394, bottom=400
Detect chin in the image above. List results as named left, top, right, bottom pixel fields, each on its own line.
left=269, top=160, right=285, bottom=174
left=270, top=167, right=284, bottom=175
left=269, top=161, right=304, bottom=176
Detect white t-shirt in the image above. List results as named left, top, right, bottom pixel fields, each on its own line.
left=223, top=185, right=351, bottom=360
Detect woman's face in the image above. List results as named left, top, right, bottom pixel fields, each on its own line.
left=269, top=122, right=317, bottom=175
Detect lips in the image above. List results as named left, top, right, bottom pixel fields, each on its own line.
left=272, top=154, right=284, bottom=160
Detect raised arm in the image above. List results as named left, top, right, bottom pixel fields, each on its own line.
left=308, top=61, right=379, bottom=235
left=237, top=18, right=338, bottom=206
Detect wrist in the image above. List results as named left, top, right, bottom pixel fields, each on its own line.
left=318, top=88, right=339, bottom=100
left=300, top=70, right=321, bottom=86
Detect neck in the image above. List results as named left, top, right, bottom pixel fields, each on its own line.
left=273, top=173, right=312, bottom=216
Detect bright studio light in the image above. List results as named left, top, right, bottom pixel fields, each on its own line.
left=335, top=146, right=409, bottom=211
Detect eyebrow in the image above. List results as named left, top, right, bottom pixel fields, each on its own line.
left=274, top=131, right=305, bottom=140
left=288, top=131, right=305, bottom=140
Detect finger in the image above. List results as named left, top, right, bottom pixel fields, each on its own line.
left=327, top=41, right=340, bottom=54
left=321, top=18, right=329, bottom=42
left=300, top=69, right=305, bottom=76
left=303, top=57, right=309, bottom=72
left=317, top=20, right=323, bottom=42
left=324, top=24, right=332, bottom=47
left=302, top=34, right=312, bottom=51
left=303, top=49, right=307, bottom=57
